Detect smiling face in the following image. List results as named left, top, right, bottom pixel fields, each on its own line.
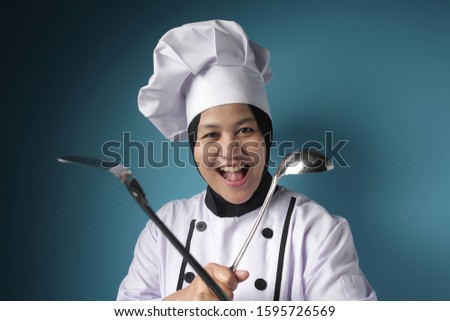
left=193, top=103, right=267, bottom=205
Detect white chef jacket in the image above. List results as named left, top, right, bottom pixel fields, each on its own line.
left=117, top=186, right=376, bottom=300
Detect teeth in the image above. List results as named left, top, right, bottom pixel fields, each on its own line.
left=220, top=166, right=246, bottom=172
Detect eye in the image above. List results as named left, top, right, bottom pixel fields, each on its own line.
left=201, top=132, right=219, bottom=139
left=237, top=127, right=254, bottom=134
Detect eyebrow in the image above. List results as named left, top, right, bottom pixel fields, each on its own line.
left=198, top=117, right=257, bottom=131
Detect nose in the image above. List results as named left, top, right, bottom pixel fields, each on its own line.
left=217, top=135, right=242, bottom=161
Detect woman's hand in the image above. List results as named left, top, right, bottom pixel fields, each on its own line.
left=163, top=262, right=249, bottom=301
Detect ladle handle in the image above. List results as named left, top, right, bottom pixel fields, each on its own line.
left=229, top=176, right=279, bottom=271
left=125, top=178, right=230, bottom=301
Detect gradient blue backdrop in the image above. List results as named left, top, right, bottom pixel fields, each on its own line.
left=2, top=0, right=449, bottom=300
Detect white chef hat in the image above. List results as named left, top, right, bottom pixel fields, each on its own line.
left=138, top=19, right=272, bottom=141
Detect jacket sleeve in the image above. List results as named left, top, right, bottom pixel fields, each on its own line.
left=116, top=220, right=162, bottom=301
left=303, top=217, right=377, bottom=301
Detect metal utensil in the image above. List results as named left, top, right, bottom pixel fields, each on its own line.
left=229, top=149, right=334, bottom=271
left=57, top=155, right=229, bottom=301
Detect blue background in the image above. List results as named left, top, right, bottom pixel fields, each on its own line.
left=2, top=0, right=449, bottom=300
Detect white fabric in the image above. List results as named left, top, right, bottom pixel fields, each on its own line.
left=117, top=187, right=377, bottom=301
left=138, top=20, right=272, bottom=141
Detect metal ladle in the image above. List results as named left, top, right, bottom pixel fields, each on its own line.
left=57, top=155, right=229, bottom=301
left=229, top=148, right=334, bottom=271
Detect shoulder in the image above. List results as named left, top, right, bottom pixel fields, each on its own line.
left=146, top=190, right=207, bottom=227
left=157, top=190, right=206, bottom=214
left=274, top=186, right=348, bottom=232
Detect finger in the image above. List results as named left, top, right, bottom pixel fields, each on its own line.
left=208, top=263, right=239, bottom=291
left=203, top=263, right=235, bottom=299
left=234, top=270, right=250, bottom=283
left=190, top=275, right=231, bottom=301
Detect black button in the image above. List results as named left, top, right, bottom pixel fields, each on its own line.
left=262, top=228, right=273, bottom=239
left=184, top=272, right=195, bottom=283
left=254, top=278, right=267, bottom=291
left=196, top=221, right=207, bottom=231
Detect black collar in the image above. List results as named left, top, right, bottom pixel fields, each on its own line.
left=205, top=170, right=276, bottom=217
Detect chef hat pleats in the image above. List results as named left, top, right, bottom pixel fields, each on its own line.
left=138, top=20, right=272, bottom=141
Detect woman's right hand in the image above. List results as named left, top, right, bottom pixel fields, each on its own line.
left=162, top=262, right=249, bottom=301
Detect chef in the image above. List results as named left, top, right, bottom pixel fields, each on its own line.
left=117, top=20, right=376, bottom=301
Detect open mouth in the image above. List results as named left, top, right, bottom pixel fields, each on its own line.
left=216, top=164, right=250, bottom=182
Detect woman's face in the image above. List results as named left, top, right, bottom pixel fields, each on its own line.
left=194, top=103, right=266, bottom=204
